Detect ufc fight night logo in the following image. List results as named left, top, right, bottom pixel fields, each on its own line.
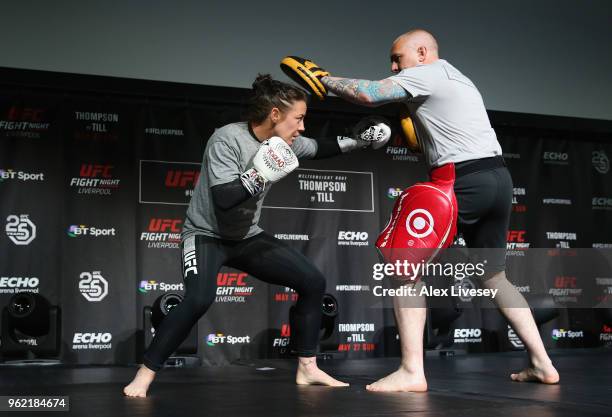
left=5, top=214, right=37, bottom=245
left=79, top=271, right=109, bottom=302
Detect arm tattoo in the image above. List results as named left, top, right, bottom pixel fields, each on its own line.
left=322, top=76, right=408, bottom=106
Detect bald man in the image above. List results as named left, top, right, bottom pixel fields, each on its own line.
left=319, top=29, right=559, bottom=392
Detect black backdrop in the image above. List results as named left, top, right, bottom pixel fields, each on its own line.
left=1, top=67, right=612, bottom=365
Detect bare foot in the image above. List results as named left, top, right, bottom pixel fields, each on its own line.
left=123, top=365, right=156, bottom=397
left=511, top=362, right=559, bottom=384
left=295, top=358, right=349, bottom=387
left=366, top=366, right=428, bottom=392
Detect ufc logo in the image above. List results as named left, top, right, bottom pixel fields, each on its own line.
left=507, top=231, right=526, bottom=243
left=280, top=324, right=291, bottom=337
left=217, top=272, right=247, bottom=286
left=165, top=170, right=200, bottom=188
left=183, top=249, right=198, bottom=276
left=148, top=218, right=182, bottom=233
left=7, top=107, right=44, bottom=122
left=80, top=164, right=113, bottom=178
left=554, top=276, right=577, bottom=288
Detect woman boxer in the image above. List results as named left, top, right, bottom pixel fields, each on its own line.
left=124, top=74, right=390, bottom=397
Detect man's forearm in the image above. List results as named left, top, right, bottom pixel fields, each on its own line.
left=321, top=76, right=408, bottom=106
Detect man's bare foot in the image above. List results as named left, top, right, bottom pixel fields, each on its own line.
left=123, top=365, right=156, bottom=397
left=511, top=362, right=559, bottom=384
left=366, top=366, right=428, bottom=392
left=295, top=358, right=349, bottom=387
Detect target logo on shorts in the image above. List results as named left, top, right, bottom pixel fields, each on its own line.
left=405, top=209, right=434, bottom=239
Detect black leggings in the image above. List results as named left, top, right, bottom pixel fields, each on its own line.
left=143, top=232, right=326, bottom=371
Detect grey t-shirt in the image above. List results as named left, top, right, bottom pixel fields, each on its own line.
left=388, top=59, right=502, bottom=168
left=182, top=122, right=317, bottom=240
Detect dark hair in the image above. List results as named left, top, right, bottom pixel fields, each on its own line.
left=245, top=74, right=307, bottom=124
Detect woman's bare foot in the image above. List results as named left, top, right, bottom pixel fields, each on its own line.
left=295, top=357, right=349, bottom=387
left=511, top=362, right=559, bottom=384
left=366, top=365, right=428, bottom=392
left=123, top=365, right=156, bottom=397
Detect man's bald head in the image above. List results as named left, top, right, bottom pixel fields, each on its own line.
left=390, top=29, right=439, bottom=73
left=394, top=30, right=439, bottom=54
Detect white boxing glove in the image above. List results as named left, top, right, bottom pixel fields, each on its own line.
left=240, top=136, right=299, bottom=195
left=336, top=116, right=392, bottom=152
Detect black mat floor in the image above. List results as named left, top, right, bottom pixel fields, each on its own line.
left=1, top=349, right=610, bottom=417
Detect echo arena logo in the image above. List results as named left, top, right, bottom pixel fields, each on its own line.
left=141, top=218, right=182, bottom=249
left=1, top=106, right=51, bottom=138
left=592, top=197, right=612, bottom=210
left=79, top=271, right=108, bottom=302
left=216, top=272, right=254, bottom=303
left=453, top=328, right=482, bottom=344
left=542, top=151, right=569, bottom=165
left=5, top=214, right=36, bottom=245
left=69, top=164, right=120, bottom=196
left=592, top=151, right=610, bottom=174
left=139, top=160, right=201, bottom=205
left=72, top=332, right=112, bottom=350
left=0, top=276, right=40, bottom=294
left=337, top=231, right=369, bottom=247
